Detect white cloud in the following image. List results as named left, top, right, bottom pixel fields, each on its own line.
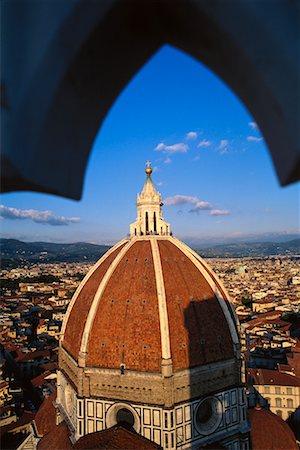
left=218, top=140, right=229, bottom=149
left=217, top=139, right=229, bottom=155
left=248, top=121, right=258, bottom=130
left=185, top=131, right=198, bottom=141
left=247, top=122, right=263, bottom=142
left=153, top=165, right=159, bottom=172
left=164, top=157, right=172, bottom=164
left=197, top=139, right=212, bottom=148
left=209, top=209, right=230, bottom=216
left=163, top=195, right=229, bottom=216
left=189, top=201, right=213, bottom=213
left=164, top=195, right=199, bottom=206
left=0, top=205, right=80, bottom=226
left=155, top=143, right=165, bottom=151
left=247, top=135, right=263, bottom=142
left=155, top=142, right=189, bottom=154
left=193, top=155, right=200, bottom=161
left=157, top=181, right=163, bottom=187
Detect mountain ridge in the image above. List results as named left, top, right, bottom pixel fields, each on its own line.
left=1, top=237, right=299, bottom=268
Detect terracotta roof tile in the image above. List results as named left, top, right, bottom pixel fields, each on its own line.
left=158, top=240, right=234, bottom=370
left=63, top=244, right=126, bottom=360
left=87, top=240, right=161, bottom=371
left=62, top=237, right=237, bottom=372
left=37, top=421, right=72, bottom=450
left=31, top=370, right=52, bottom=387
left=248, top=406, right=298, bottom=450
left=34, top=392, right=57, bottom=436
left=73, top=425, right=161, bottom=449
left=247, top=368, right=300, bottom=387
left=16, top=349, right=51, bottom=363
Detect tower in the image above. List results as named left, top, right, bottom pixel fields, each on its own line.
left=56, top=164, right=249, bottom=449
left=129, top=162, right=170, bottom=237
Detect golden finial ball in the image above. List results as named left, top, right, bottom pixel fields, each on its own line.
left=145, top=167, right=152, bottom=175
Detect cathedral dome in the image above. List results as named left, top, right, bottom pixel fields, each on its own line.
left=60, top=165, right=239, bottom=376
left=56, top=165, right=247, bottom=449
left=61, top=235, right=238, bottom=374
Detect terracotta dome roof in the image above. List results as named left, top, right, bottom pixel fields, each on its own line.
left=37, top=421, right=72, bottom=450
left=72, top=424, right=161, bottom=449
left=248, top=405, right=298, bottom=450
left=61, top=236, right=239, bottom=373
left=34, top=391, right=57, bottom=437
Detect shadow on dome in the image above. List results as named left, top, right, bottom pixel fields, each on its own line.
left=183, top=298, right=234, bottom=370
left=173, top=298, right=246, bottom=447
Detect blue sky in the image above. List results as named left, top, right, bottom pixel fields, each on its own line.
left=1, top=45, right=299, bottom=245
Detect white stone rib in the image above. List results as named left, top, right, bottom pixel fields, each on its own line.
left=60, top=238, right=129, bottom=342
left=150, top=238, right=172, bottom=361
left=171, top=237, right=239, bottom=346
left=79, top=238, right=138, bottom=363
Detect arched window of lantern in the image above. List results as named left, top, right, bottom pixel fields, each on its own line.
left=145, top=211, right=149, bottom=233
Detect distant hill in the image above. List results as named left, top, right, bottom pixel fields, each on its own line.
left=0, top=239, right=111, bottom=268
left=196, top=238, right=300, bottom=258
left=0, top=238, right=299, bottom=268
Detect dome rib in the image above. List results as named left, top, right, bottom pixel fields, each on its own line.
left=61, top=239, right=128, bottom=360
left=85, top=238, right=162, bottom=371
left=150, top=238, right=172, bottom=375
left=157, top=238, right=236, bottom=370
left=78, top=238, right=136, bottom=366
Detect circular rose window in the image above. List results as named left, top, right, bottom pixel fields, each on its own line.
left=195, top=396, right=222, bottom=435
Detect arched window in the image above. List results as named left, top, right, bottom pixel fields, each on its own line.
left=275, top=398, right=281, bottom=407
left=276, top=410, right=282, bottom=418
left=287, top=399, right=293, bottom=408
left=153, top=212, right=157, bottom=233
left=116, top=408, right=135, bottom=430
left=145, top=212, right=149, bottom=233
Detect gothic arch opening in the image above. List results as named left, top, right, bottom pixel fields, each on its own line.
left=2, top=0, right=299, bottom=199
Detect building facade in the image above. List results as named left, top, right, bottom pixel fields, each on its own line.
left=55, top=165, right=249, bottom=449
left=247, top=368, right=300, bottom=421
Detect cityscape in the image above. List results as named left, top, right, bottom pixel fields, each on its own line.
left=1, top=3, right=299, bottom=449
left=0, top=167, right=299, bottom=449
